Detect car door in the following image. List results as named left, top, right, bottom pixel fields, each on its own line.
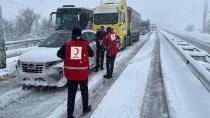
left=81, top=32, right=96, bottom=68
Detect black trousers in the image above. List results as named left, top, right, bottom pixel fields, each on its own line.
left=106, top=55, right=116, bottom=76
left=96, top=47, right=105, bottom=69
left=67, top=80, right=89, bottom=118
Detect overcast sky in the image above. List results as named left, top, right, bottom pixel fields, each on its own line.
left=0, top=0, right=208, bottom=30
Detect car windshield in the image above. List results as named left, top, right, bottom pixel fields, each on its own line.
left=39, top=32, right=72, bottom=47
left=94, top=13, right=118, bottom=25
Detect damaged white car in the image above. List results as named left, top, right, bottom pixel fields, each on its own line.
left=16, top=30, right=96, bottom=87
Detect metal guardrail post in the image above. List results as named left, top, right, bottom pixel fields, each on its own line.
left=0, top=6, right=6, bottom=69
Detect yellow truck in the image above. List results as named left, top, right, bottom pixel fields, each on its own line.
left=93, top=0, right=141, bottom=50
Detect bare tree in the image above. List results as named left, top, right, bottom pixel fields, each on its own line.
left=3, top=19, right=17, bottom=41
left=15, top=8, right=40, bottom=37
left=39, top=18, right=54, bottom=37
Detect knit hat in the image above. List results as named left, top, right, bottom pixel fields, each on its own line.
left=72, top=26, right=82, bottom=37
left=106, top=27, right=112, bottom=32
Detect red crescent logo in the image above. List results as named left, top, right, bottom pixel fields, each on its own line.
left=74, top=48, right=79, bottom=56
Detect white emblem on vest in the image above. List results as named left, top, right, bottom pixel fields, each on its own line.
left=71, top=47, right=82, bottom=60
left=110, top=34, right=116, bottom=41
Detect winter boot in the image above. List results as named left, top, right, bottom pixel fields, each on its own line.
left=83, top=106, right=92, bottom=115
left=68, top=115, right=75, bottom=118
left=103, top=75, right=111, bottom=79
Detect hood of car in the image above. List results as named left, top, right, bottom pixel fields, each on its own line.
left=19, top=47, right=62, bottom=63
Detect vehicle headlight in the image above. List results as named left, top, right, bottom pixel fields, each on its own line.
left=45, top=60, right=63, bottom=68
left=47, top=67, right=63, bottom=82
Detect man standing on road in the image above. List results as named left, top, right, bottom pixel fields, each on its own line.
left=101, top=27, right=118, bottom=79
left=57, top=26, right=94, bottom=118
left=94, top=26, right=106, bottom=72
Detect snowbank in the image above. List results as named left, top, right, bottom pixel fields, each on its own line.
left=0, top=56, right=19, bottom=77
left=91, top=33, right=156, bottom=118
left=160, top=33, right=210, bottom=118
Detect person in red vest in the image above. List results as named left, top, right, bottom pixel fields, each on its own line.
left=57, top=26, right=94, bottom=118
left=101, top=27, right=118, bottom=79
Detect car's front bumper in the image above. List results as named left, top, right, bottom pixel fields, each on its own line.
left=16, top=67, right=67, bottom=87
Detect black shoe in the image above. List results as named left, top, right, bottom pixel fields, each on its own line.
left=94, top=68, right=98, bottom=72
left=83, top=106, right=92, bottom=115
left=101, top=67, right=104, bottom=70
left=104, top=75, right=111, bottom=79
left=68, top=115, right=75, bottom=118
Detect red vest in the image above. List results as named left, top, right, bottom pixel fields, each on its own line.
left=102, top=32, right=118, bottom=56
left=64, top=39, right=89, bottom=80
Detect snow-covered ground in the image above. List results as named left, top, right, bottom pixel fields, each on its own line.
left=47, top=34, right=151, bottom=118
left=0, top=47, right=35, bottom=78
left=160, top=33, right=210, bottom=118
left=0, top=33, right=151, bottom=118
left=2, top=31, right=210, bottom=118
left=0, top=56, right=18, bottom=77
left=166, top=29, right=210, bottom=47
left=91, top=33, right=156, bottom=118
left=175, top=30, right=210, bottom=44
left=6, top=47, right=35, bottom=58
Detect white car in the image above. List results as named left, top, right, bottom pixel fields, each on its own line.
left=16, top=30, right=96, bottom=87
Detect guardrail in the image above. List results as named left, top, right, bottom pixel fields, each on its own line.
left=163, top=30, right=210, bottom=53
left=6, top=37, right=46, bottom=51
left=160, top=30, right=210, bottom=93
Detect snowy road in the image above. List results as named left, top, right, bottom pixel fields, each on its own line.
left=1, top=31, right=210, bottom=118
left=91, top=32, right=156, bottom=118
left=0, top=34, right=151, bottom=118
left=160, top=32, right=210, bottom=118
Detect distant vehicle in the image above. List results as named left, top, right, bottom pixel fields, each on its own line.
left=93, top=0, right=141, bottom=50
left=16, top=30, right=96, bottom=87
left=140, top=20, right=150, bottom=35
left=151, top=24, right=157, bottom=31
left=50, top=5, right=93, bottom=31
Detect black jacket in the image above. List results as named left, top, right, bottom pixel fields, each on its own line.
left=57, top=39, right=94, bottom=60
left=95, top=31, right=106, bottom=47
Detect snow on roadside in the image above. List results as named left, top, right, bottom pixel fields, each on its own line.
left=6, top=47, right=35, bottom=58
left=160, top=34, right=210, bottom=118
left=47, top=35, right=150, bottom=118
left=0, top=87, right=31, bottom=110
left=175, top=30, right=210, bottom=44
left=91, top=33, right=156, bottom=118
left=0, top=56, right=19, bottom=77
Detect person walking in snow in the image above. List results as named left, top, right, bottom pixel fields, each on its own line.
left=57, top=26, right=94, bottom=118
left=101, top=27, right=118, bottom=79
left=94, top=26, right=106, bottom=72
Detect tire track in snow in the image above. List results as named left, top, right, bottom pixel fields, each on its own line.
left=140, top=32, right=169, bottom=118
